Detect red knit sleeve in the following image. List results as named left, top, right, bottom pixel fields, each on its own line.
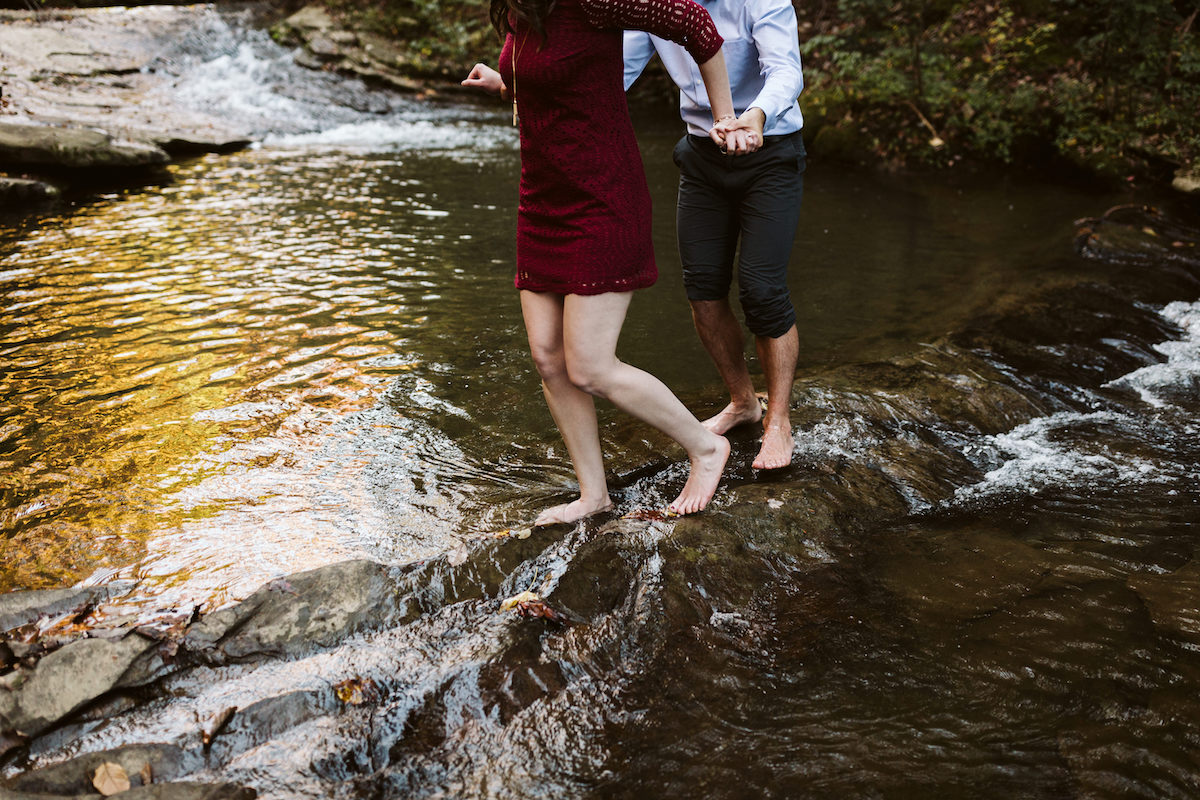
left=580, top=0, right=723, bottom=63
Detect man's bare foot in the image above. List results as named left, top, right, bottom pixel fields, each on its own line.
left=753, top=423, right=794, bottom=470
left=669, top=434, right=731, bottom=515
left=701, top=400, right=763, bottom=435
left=534, top=496, right=613, bottom=528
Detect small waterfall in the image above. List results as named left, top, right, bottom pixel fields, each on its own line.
left=142, top=5, right=515, bottom=150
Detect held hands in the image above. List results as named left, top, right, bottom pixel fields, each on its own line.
left=461, top=63, right=509, bottom=99
left=709, top=107, right=767, bottom=155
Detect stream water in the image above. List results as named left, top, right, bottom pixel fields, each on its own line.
left=3, top=6, right=1200, bottom=798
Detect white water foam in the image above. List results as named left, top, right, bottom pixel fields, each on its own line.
left=950, top=411, right=1159, bottom=504
left=266, top=118, right=514, bottom=153
left=1105, top=299, right=1200, bottom=408
left=152, top=9, right=515, bottom=151
left=949, top=300, right=1200, bottom=505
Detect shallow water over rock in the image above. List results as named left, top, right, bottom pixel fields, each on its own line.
left=3, top=7, right=1200, bottom=798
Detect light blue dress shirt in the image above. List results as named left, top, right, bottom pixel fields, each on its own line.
left=623, top=0, right=805, bottom=137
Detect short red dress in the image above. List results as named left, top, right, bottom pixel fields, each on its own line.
left=498, top=0, right=723, bottom=295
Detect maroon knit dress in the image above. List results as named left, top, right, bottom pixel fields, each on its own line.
left=498, top=0, right=723, bottom=295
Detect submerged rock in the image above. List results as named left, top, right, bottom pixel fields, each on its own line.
left=0, top=176, right=60, bottom=204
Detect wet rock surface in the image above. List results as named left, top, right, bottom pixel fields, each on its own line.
left=0, top=6, right=253, bottom=201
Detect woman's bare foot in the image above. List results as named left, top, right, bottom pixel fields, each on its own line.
left=701, top=400, right=763, bottom=435
left=534, top=496, right=613, bottom=528
left=669, top=434, right=731, bottom=515
left=753, top=423, right=794, bottom=470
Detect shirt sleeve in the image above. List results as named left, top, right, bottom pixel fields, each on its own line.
left=582, top=0, right=723, bottom=64
left=747, top=0, right=804, bottom=133
left=623, top=30, right=657, bottom=90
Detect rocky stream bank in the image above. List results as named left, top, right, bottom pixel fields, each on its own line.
left=3, top=1, right=1198, bottom=210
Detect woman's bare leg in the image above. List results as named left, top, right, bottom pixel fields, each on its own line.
left=521, top=290, right=613, bottom=526
left=561, top=292, right=729, bottom=515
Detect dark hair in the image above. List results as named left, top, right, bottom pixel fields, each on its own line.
left=489, top=0, right=556, bottom=40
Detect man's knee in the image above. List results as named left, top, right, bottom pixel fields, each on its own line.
left=739, top=284, right=796, bottom=339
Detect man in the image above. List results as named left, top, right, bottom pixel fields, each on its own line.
left=624, top=0, right=806, bottom=469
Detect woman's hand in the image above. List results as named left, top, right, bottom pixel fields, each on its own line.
left=461, top=63, right=508, bottom=98
left=712, top=108, right=766, bottom=155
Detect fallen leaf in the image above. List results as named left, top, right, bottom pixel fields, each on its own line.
left=447, top=544, right=469, bottom=566
left=514, top=599, right=571, bottom=625
left=500, top=590, right=540, bottom=611
left=92, top=762, right=131, bottom=796
left=201, top=706, right=237, bottom=749
left=140, top=762, right=153, bottom=786
left=333, top=676, right=378, bottom=705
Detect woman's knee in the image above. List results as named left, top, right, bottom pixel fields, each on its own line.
left=564, top=354, right=614, bottom=397
left=529, top=345, right=568, bottom=383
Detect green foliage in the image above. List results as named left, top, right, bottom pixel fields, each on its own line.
left=801, top=0, right=1200, bottom=175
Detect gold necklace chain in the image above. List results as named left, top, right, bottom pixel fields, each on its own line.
left=512, top=29, right=529, bottom=126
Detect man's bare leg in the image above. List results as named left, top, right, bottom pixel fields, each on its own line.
left=753, top=324, right=798, bottom=469
left=690, top=298, right=763, bottom=434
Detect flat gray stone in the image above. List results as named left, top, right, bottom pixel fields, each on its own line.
left=0, top=588, right=97, bottom=634
left=0, top=123, right=168, bottom=169
left=3, top=743, right=189, bottom=795
left=0, top=633, right=155, bottom=736
left=184, top=560, right=397, bottom=662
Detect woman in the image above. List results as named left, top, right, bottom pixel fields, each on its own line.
left=462, top=0, right=748, bottom=525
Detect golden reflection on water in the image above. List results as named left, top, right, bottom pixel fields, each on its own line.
left=0, top=150, right=519, bottom=609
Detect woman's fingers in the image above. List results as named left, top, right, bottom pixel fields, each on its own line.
left=461, top=63, right=502, bottom=94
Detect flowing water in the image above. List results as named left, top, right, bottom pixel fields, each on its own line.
left=3, top=6, right=1200, bottom=798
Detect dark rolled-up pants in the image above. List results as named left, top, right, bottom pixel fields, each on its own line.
left=673, top=130, right=806, bottom=339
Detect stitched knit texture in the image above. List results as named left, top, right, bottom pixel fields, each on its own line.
left=499, top=0, right=723, bottom=295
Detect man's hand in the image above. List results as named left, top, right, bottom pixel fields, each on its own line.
left=461, top=63, right=508, bottom=98
left=722, top=107, right=766, bottom=155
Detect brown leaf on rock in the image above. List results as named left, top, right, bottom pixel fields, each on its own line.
left=499, top=590, right=539, bottom=611
left=140, top=762, right=153, bottom=786
left=201, top=706, right=237, bottom=749
left=334, top=676, right=378, bottom=706
left=92, top=761, right=131, bottom=796
left=514, top=599, right=571, bottom=626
